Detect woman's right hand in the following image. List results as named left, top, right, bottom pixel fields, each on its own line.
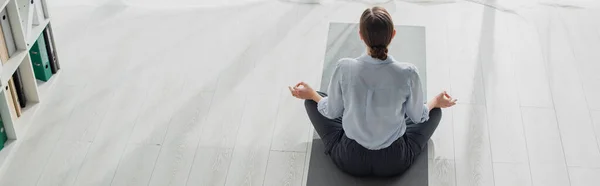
left=431, top=91, right=457, bottom=109
left=288, top=82, right=322, bottom=101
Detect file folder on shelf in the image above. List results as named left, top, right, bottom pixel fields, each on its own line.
left=8, top=79, right=21, bottom=117
left=0, top=117, right=7, bottom=150
left=0, top=19, right=9, bottom=64
left=43, top=27, right=58, bottom=73
left=30, top=34, right=52, bottom=81
left=12, top=69, right=27, bottom=108
left=0, top=9, right=16, bottom=57
left=4, top=85, right=17, bottom=120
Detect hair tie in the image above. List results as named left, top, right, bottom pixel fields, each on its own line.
left=371, top=45, right=386, bottom=49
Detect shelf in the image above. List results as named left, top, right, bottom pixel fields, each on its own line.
left=0, top=0, right=59, bottom=173
left=26, top=17, right=49, bottom=49
left=0, top=0, right=8, bottom=14
left=2, top=97, right=40, bottom=139
left=0, top=49, right=27, bottom=88
left=0, top=0, right=58, bottom=144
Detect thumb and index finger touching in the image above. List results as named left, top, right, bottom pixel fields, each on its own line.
left=439, top=91, right=458, bottom=104
left=295, top=81, right=310, bottom=88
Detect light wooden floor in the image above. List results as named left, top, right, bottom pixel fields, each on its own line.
left=0, top=0, right=599, bottom=185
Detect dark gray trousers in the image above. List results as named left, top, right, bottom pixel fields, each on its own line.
left=305, top=92, right=442, bottom=177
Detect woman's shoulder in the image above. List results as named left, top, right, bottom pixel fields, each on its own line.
left=386, top=61, right=421, bottom=81
left=387, top=60, right=419, bottom=73
left=337, top=57, right=357, bottom=65
left=333, top=58, right=357, bottom=70
left=394, top=62, right=418, bottom=71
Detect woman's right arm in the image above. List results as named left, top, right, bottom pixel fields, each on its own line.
left=316, top=62, right=345, bottom=119
left=405, top=66, right=430, bottom=123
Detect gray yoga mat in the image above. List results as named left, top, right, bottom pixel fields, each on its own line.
left=308, top=23, right=428, bottom=186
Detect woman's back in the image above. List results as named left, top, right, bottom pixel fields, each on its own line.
left=330, top=54, right=429, bottom=150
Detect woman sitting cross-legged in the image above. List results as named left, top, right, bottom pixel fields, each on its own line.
left=288, top=6, right=457, bottom=177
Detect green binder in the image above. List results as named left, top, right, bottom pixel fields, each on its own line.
left=29, top=34, right=52, bottom=82
left=0, top=117, right=7, bottom=150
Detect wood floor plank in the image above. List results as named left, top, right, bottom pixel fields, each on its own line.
left=452, top=105, right=495, bottom=186
left=550, top=54, right=600, bottom=167
left=428, top=159, right=457, bottom=186
left=592, top=111, right=600, bottom=151
left=59, top=85, right=116, bottom=142
left=224, top=92, right=281, bottom=186
left=186, top=147, right=233, bottom=186
left=233, top=91, right=281, bottom=149
left=36, top=140, right=91, bottom=186
left=480, top=12, right=529, bottom=164
left=452, top=104, right=491, bottom=159
left=529, top=163, right=571, bottom=186
left=510, top=12, right=553, bottom=108
left=568, top=167, right=600, bottom=186
left=0, top=139, right=56, bottom=186
left=197, top=92, right=246, bottom=148
left=445, top=2, right=486, bottom=105
left=245, top=58, right=292, bottom=96
left=72, top=140, right=128, bottom=186
left=161, top=91, right=213, bottom=147
left=422, top=8, right=453, bottom=100
left=493, top=162, right=532, bottom=186
left=455, top=158, right=495, bottom=186
left=30, top=85, right=86, bottom=129
left=550, top=82, right=600, bottom=165
left=128, top=73, right=186, bottom=145
left=92, top=87, right=149, bottom=144
left=559, top=9, right=600, bottom=111
left=521, top=107, right=567, bottom=164
left=225, top=146, right=271, bottom=186
left=147, top=143, right=197, bottom=186
left=263, top=151, right=306, bottom=186
left=127, top=96, right=177, bottom=145
left=25, top=86, right=86, bottom=142
left=23, top=115, right=70, bottom=148
left=110, top=144, right=161, bottom=186
left=270, top=94, right=311, bottom=152
left=535, top=7, right=600, bottom=168
left=486, top=104, right=529, bottom=163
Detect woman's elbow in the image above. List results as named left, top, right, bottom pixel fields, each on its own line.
left=323, top=114, right=337, bottom=120
left=319, top=108, right=342, bottom=119
left=323, top=110, right=342, bottom=119
left=420, top=108, right=442, bottom=123
left=414, top=116, right=429, bottom=124
left=411, top=110, right=433, bottom=124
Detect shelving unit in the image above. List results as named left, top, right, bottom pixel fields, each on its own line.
left=0, top=0, right=59, bottom=140
left=27, top=18, right=49, bottom=47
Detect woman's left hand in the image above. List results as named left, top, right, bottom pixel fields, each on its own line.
left=434, top=91, right=457, bottom=108
left=289, top=82, right=319, bottom=100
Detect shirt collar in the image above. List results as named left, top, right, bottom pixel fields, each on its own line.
left=357, top=53, right=394, bottom=65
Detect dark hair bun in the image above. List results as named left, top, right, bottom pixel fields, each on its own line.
left=369, top=45, right=388, bottom=60
left=360, top=7, right=393, bottom=61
